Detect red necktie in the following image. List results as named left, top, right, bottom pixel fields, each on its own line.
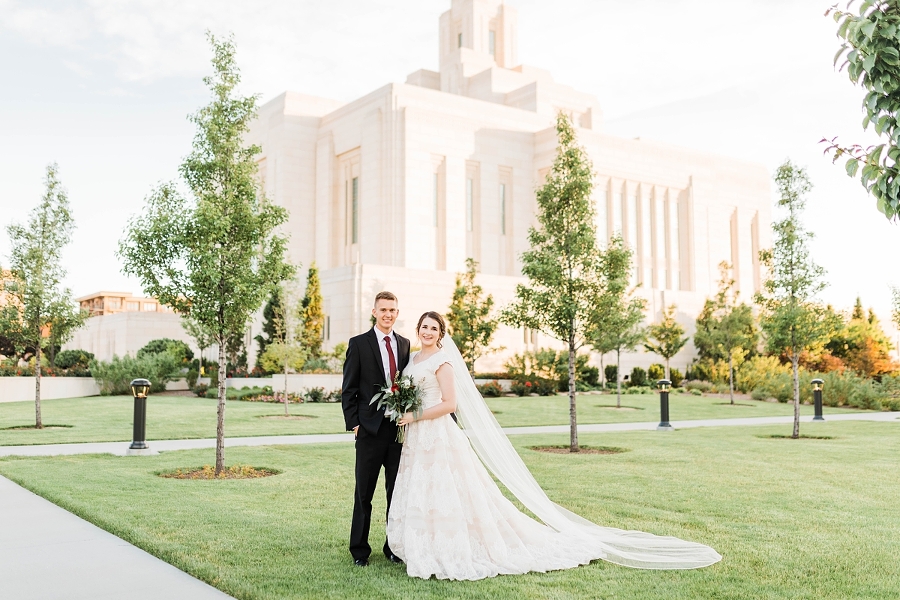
left=384, top=335, right=397, bottom=383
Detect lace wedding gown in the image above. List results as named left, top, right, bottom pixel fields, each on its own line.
left=386, top=345, right=721, bottom=580
left=387, top=350, right=601, bottom=580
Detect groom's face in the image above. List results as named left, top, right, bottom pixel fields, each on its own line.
left=372, top=299, right=399, bottom=333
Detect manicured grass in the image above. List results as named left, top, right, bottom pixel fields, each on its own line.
left=1, top=420, right=897, bottom=599
left=0, top=392, right=869, bottom=446
left=0, top=395, right=348, bottom=446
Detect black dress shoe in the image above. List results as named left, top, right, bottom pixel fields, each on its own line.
left=354, top=558, right=369, bottom=567
left=385, top=553, right=404, bottom=564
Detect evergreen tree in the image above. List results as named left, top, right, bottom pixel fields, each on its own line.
left=756, top=161, right=839, bottom=439
left=299, top=262, right=324, bottom=359
left=255, top=287, right=283, bottom=370
left=119, top=34, right=293, bottom=473
left=447, top=258, right=500, bottom=375
left=643, top=304, right=689, bottom=380
left=0, top=164, right=85, bottom=428
left=501, top=113, right=604, bottom=452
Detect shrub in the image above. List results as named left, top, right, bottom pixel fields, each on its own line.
left=670, top=368, right=684, bottom=388
left=629, top=366, right=647, bottom=388
left=301, top=357, right=331, bottom=373
left=648, top=363, right=665, bottom=382
left=532, top=378, right=557, bottom=396
left=683, top=380, right=713, bottom=393
left=510, top=380, right=531, bottom=396
left=690, top=389, right=702, bottom=396
left=55, top=349, right=94, bottom=370
left=604, top=365, right=617, bottom=384
left=625, top=385, right=651, bottom=395
left=137, top=338, right=194, bottom=363
left=736, top=356, right=788, bottom=394
left=186, top=369, right=199, bottom=390
left=477, top=380, right=503, bottom=397
left=90, top=353, right=181, bottom=395
left=304, top=387, right=327, bottom=402
left=194, top=383, right=209, bottom=397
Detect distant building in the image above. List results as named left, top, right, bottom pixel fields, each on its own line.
left=64, top=292, right=195, bottom=362
left=246, top=0, right=772, bottom=372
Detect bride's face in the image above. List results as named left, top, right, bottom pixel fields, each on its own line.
left=418, top=317, right=441, bottom=349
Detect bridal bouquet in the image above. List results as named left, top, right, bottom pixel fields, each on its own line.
left=371, top=373, right=422, bottom=442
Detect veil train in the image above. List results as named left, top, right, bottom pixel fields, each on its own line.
left=442, top=336, right=722, bottom=570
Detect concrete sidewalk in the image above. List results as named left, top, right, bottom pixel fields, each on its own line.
left=0, top=475, right=235, bottom=600
left=1, top=411, right=896, bottom=457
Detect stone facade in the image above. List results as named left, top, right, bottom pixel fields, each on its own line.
left=246, top=0, right=771, bottom=373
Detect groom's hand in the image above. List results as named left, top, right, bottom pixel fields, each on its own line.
left=353, top=425, right=359, bottom=439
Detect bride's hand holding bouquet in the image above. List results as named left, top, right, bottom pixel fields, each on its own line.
left=371, top=373, right=422, bottom=442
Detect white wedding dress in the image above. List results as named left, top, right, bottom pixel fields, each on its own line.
left=387, top=342, right=721, bottom=581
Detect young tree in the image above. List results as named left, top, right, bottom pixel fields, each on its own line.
left=182, top=315, right=215, bottom=373
left=693, top=262, right=758, bottom=404
left=299, top=262, right=325, bottom=360
left=643, top=304, right=689, bottom=380
left=0, top=164, right=85, bottom=428
left=447, top=258, right=500, bottom=375
left=891, top=285, right=900, bottom=361
left=824, top=2, right=900, bottom=221
left=756, top=161, right=838, bottom=439
left=119, top=34, right=293, bottom=473
left=501, top=113, right=604, bottom=452
left=592, top=235, right=646, bottom=408
left=259, top=283, right=307, bottom=415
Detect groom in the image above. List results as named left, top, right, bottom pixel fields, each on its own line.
left=341, top=291, right=411, bottom=567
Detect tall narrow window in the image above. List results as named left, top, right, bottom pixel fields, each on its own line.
left=351, top=176, right=359, bottom=244
left=433, top=173, right=439, bottom=227
left=489, top=30, right=496, bottom=56
left=641, top=192, right=652, bottom=284
left=458, top=32, right=463, bottom=48
left=466, top=178, right=474, bottom=232
left=500, top=183, right=506, bottom=235
left=628, top=190, right=639, bottom=281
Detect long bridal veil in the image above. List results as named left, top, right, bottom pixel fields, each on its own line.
left=442, top=336, right=722, bottom=569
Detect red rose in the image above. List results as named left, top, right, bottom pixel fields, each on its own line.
left=525, top=381, right=532, bottom=387
left=391, top=385, right=399, bottom=393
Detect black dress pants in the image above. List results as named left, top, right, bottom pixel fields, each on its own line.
left=350, top=419, right=402, bottom=561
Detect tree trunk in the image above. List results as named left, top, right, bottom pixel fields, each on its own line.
left=664, top=358, right=670, bottom=380
left=568, top=334, right=579, bottom=452
left=729, top=352, right=735, bottom=405
left=616, top=348, right=622, bottom=408
left=791, top=350, right=800, bottom=439
left=599, top=354, right=605, bottom=388
left=34, top=344, right=43, bottom=429
left=215, top=339, right=227, bottom=474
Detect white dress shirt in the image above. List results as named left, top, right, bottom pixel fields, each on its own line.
left=375, top=328, right=398, bottom=384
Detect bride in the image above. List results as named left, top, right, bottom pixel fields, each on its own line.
left=386, top=311, right=721, bottom=581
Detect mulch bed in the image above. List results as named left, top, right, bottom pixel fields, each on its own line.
left=713, top=402, right=757, bottom=407
left=529, top=445, right=629, bottom=455
left=158, top=465, right=280, bottom=480
left=595, top=405, right=644, bottom=411
left=757, top=434, right=835, bottom=440
left=1, top=424, right=73, bottom=431
left=257, top=415, right=314, bottom=421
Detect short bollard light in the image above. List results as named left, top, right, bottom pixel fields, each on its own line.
left=812, top=378, right=825, bottom=422
left=128, top=378, right=152, bottom=453
left=657, top=379, right=674, bottom=431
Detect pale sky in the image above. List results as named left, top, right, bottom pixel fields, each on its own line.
left=0, top=0, right=897, bottom=322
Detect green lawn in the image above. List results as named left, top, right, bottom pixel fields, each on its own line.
left=0, top=393, right=869, bottom=446
left=1, top=420, right=897, bottom=599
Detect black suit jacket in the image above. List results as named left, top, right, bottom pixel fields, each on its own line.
left=342, top=328, right=411, bottom=436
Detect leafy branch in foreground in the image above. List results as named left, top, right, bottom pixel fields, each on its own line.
left=823, top=1, right=900, bottom=220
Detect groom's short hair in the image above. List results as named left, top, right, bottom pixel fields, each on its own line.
left=374, top=291, right=398, bottom=306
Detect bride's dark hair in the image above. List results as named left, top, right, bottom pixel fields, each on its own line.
left=416, top=311, right=446, bottom=348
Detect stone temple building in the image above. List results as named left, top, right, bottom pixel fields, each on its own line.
left=246, top=0, right=771, bottom=373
